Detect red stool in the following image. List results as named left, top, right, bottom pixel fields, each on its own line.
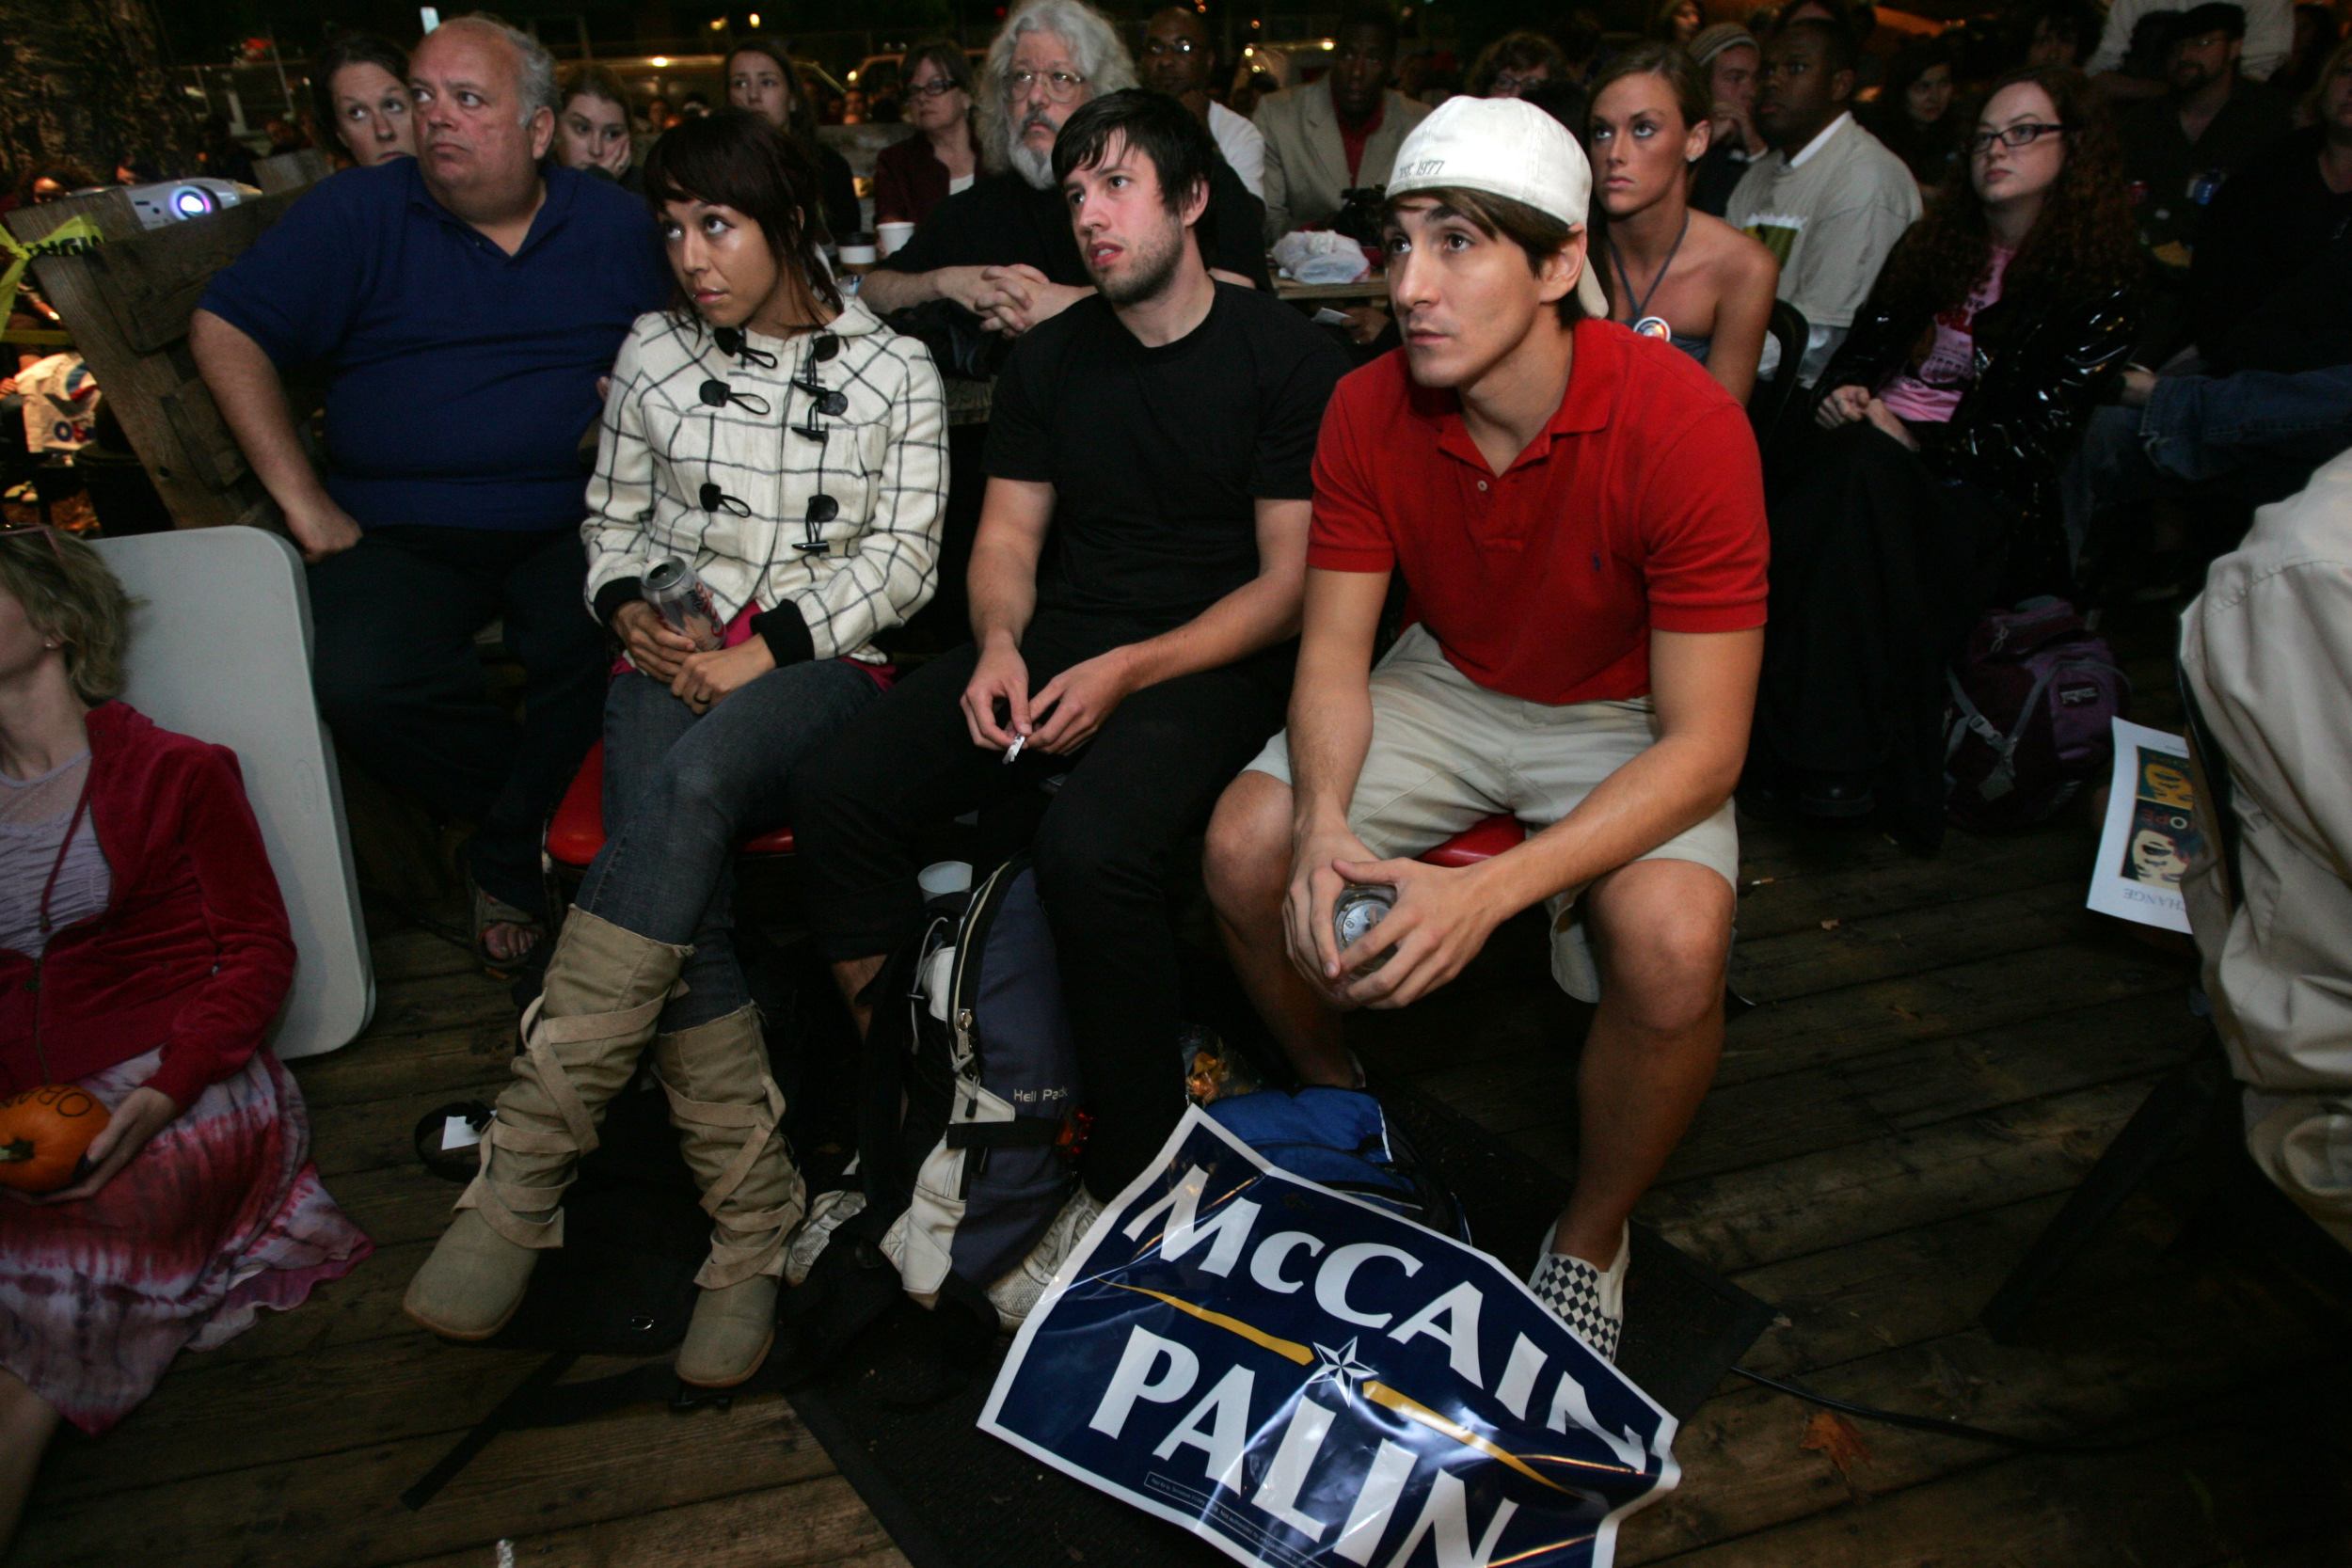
left=1418, top=813, right=1524, bottom=866
left=545, top=739, right=796, bottom=878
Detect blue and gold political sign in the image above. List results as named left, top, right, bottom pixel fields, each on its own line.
left=980, top=1110, right=1678, bottom=1568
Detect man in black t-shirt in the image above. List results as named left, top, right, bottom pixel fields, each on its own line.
left=794, top=92, right=1345, bottom=1322
left=859, top=0, right=1269, bottom=337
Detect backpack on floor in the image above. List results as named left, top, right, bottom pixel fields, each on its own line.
left=1206, top=1085, right=1471, bottom=1243
left=1943, top=596, right=2130, bottom=832
left=849, top=856, right=1088, bottom=1313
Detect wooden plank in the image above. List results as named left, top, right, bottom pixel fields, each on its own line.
left=293, top=1018, right=516, bottom=1111
left=356, top=970, right=520, bottom=1044
left=197, top=1238, right=430, bottom=1369
left=11, top=1390, right=838, bottom=1568
left=156, top=375, right=248, bottom=486
left=1729, top=879, right=2098, bottom=1005
left=43, top=1336, right=552, bottom=1500
left=1633, top=1079, right=2156, bottom=1273
left=1732, top=827, right=2091, bottom=942
left=1475, top=986, right=2200, bottom=1179
left=253, top=149, right=333, bottom=195
left=383, top=1476, right=899, bottom=1568
left=1620, top=1312, right=2331, bottom=1561
left=1629, top=1382, right=2330, bottom=1567
left=1716, top=939, right=2190, bottom=1085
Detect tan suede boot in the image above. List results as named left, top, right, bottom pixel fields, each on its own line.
left=657, top=1005, right=807, bottom=1387
left=405, top=909, right=691, bottom=1339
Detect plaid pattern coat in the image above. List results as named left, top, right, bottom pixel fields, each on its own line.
left=582, top=298, right=946, bottom=665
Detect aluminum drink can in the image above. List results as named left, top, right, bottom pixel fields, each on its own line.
left=1332, top=882, right=1398, bottom=972
left=644, top=558, right=723, bottom=651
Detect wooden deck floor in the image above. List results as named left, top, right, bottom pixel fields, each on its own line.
left=11, top=632, right=2350, bottom=1566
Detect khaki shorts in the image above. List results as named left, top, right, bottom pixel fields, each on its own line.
left=1244, top=625, right=1739, bottom=1001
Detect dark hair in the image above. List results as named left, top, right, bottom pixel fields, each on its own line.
left=560, top=62, right=631, bottom=112
left=1335, top=0, right=1401, bottom=53
left=1882, top=36, right=1958, bottom=113
left=1521, top=78, right=1593, bottom=145
left=1773, top=16, right=1861, bottom=79
left=1469, top=31, right=1570, bottom=95
left=1651, top=0, right=1704, bottom=40
left=1555, top=10, right=1606, bottom=67
left=1052, top=88, right=1220, bottom=255
left=2176, top=2, right=2249, bottom=41
left=14, top=162, right=99, bottom=203
left=310, top=33, right=411, bottom=150
left=1589, top=41, right=1714, bottom=135
left=642, top=107, right=842, bottom=323
left=726, top=37, right=819, bottom=143
left=2021, top=0, right=2100, bottom=57
left=1386, top=184, right=1587, bottom=326
left=1867, top=66, right=2137, bottom=325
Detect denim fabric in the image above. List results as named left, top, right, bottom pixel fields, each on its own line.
left=308, top=524, right=607, bottom=918
left=2144, top=365, right=2352, bottom=483
left=2062, top=366, right=2352, bottom=562
left=578, top=659, right=881, bottom=1032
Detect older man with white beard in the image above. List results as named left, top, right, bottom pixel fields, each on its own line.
left=861, top=0, right=1269, bottom=337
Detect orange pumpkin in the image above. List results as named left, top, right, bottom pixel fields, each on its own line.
left=0, top=1085, right=111, bottom=1194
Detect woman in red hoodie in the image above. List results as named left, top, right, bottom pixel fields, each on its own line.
left=0, top=528, right=370, bottom=1548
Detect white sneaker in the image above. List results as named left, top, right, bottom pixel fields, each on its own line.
left=1526, top=1221, right=1629, bottom=1363
left=782, top=1187, right=867, bottom=1287
left=985, top=1186, right=1105, bottom=1330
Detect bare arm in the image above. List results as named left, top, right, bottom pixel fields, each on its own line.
left=189, top=309, right=358, bottom=561
left=1706, top=230, right=1779, bottom=406
left=959, top=477, right=1056, bottom=750
left=1277, top=566, right=1391, bottom=985
left=859, top=264, right=1000, bottom=316
left=1028, top=496, right=1314, bottom=752
left=1329, top=626, right=1763, bottom=1008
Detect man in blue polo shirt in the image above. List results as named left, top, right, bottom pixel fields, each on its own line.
left=193, top=13, right=667, bottom=963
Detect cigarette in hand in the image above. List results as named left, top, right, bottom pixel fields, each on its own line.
left=1003, top=734, right=1025, bottom=764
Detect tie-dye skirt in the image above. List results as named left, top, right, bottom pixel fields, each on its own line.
left=0, top=1047, right=372, bottom=1434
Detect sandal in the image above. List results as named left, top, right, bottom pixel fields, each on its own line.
left=469, top=878, right=548, bottom=974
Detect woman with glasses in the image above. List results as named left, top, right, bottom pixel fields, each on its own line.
left=403, top=109, right=945, bottom=1390
left=1747, top=66, right=2137, bottom=845
left=872, top=41, right=980, bottom=231
left=724, top=36, right=864, bottom=244
left=0, top=529, right=369, bottom=1551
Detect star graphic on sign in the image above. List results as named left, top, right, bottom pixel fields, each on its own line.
left=1306, top=1338, right=1377, bottom=1402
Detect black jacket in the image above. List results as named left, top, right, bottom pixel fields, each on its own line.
left=1819, top=274, right=2136, bottom=530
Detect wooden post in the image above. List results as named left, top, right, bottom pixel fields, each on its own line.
left=5, top=174, right=324, bottom=531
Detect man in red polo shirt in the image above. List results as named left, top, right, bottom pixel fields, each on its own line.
left=1204, top=96, right=1768, bottom=1359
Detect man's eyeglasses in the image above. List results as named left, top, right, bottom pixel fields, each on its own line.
left=906, top=79, right=963, bottom=99
left=1970, top=121, right=2068, bottom=153
left=1009, top=69, right=1088, bottom=103
left=1143, top=38, right=1200, bottom=56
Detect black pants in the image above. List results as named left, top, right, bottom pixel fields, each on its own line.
left=791, top=611, right=1292, bottom=1200
left=308, top=524, right=607, bottom=917
left=1755, top=422, right=2010, bottom=848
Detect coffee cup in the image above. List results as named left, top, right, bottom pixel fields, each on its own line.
left=878, top=220, right=916, bottom=257
left=838, top=233, right=879, bottom=268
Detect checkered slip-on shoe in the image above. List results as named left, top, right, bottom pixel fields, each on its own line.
left=1526, top=1221, right=1629, bottom=1362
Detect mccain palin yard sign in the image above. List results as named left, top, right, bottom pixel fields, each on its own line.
left=980, top=1109, right=1678, bottom=1568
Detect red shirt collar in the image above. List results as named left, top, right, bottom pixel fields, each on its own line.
left=1407, top=317, right=1624, bottom=475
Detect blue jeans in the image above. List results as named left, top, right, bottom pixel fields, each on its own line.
left=2064, top=366, right=2352, bottom=560
left=577, top=659, right=882, bottom=1032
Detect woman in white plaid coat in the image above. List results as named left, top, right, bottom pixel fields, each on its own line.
left=406, top=109, right=946, bottom=1387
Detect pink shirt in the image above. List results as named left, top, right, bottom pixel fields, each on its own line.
left=1880, top=247, right=2013, bottom=426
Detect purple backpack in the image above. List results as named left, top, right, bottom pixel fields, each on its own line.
left=1944, top=597, right=2131, bottom=831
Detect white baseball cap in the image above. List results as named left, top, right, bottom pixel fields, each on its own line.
left=1385, top=95, right=1610, bottom=318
